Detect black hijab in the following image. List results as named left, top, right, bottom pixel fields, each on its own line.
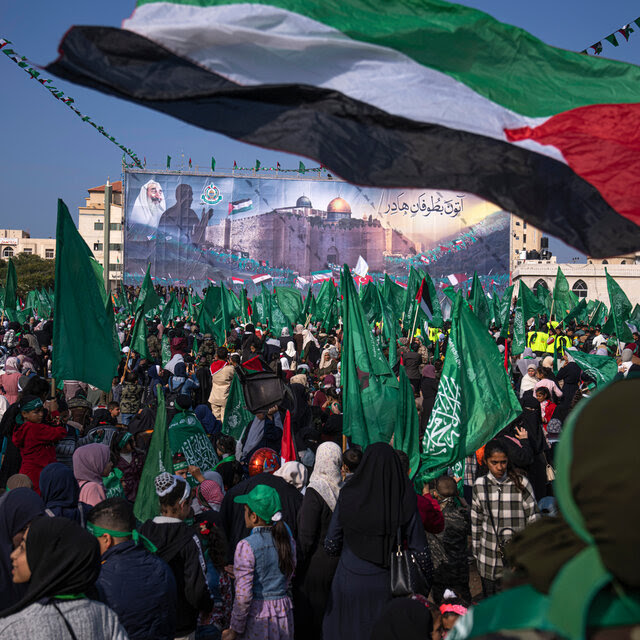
left=39, top=463, right=83, bottom=523
left=339, top=442, right=416, bottom=568
left=0, top=488, right=44, bottom=610
left=0, top=516, right=100, bottom=617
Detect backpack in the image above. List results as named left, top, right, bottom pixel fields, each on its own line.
left=165, top=381, right=185, bottom=423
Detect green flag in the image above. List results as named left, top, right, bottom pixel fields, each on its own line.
left=130, top=309, right=150, bottom=359
left=134, top=387, right=174, bottom=522
left=470, top=272, right=491, bottom=327
left=537, top=283, right=552, bottom=315
left=590, top=301, right=608, bottom=327
left=419, top=292, right=521, bottom=483
left=341, top=265, right=399, bottom=448
left=394, top=364, right=421, bottom=477
left=3, top=258, right=17, bottom=312
left=161, top=293, right=182, bottom=324
left=222, top=374, right=254, bottom=440
left=211, top=156, right=216, bottom=172
left=166, top=155, right=171, bottom=168
left=602, top=270, right=634, bottom=343
left=360, top=281, right=381, bottom=325
left=196, top=286, right=220, bottom=335
left=52, top=200, right=120, bottom=391
left=403, top=267, right=421, bottom=322
left=298, top=161, right=306, bottom=174
left=562, top=298, right=587, bottom=325
left=383, top=274, right=405, bottom=323
left=269, top=293, right=290, bottom=336
left=569, top=351, right=618, bottom=387
left=274, top=286, right=303, bottom=326
left=552, top=267, right=576, bottom=320
left=512, top=281, right=544, bottom=354
left=168, top=410, right=219, bottom=479
left=161, top=333, right=171, bottom=367
left=314, top=279, right=337, bottom=326
left=629, top=304, right=640, bottom=330
left=136, top=265, right=162, bottom=315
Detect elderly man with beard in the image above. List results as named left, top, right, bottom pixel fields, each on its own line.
left=130, top=179, right=166, bottom=228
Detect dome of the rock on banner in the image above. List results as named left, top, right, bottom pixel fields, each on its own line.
left=327, top=197, right=351, bottom=214
left=296, top=196, right=313, bottom=208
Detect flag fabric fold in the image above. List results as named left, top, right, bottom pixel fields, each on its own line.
left=48, top=0, right=640, bottom=256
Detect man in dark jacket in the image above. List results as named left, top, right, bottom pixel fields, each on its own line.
left=402, top=341, right=424, bottom=393
left=88, top=498, right=178, bottom=640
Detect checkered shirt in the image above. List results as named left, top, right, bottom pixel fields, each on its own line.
left=471, top=473, right=538, bottom=580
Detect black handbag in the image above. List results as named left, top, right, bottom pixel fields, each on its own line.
left=390, top=528, right=429, bottom=598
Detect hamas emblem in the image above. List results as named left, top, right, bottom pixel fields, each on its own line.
left=201, top=183, right=223, bottom=205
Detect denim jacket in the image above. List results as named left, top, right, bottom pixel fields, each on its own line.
left=244, top=527, right=290, bottom=600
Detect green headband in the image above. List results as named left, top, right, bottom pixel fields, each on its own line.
left=16, top=397, right=44, bottom=424
left=86, top=522, right=157, bottom=554
left=173, top=459, right=188, bottom=471
left=117, top=432, right=133, bottom=449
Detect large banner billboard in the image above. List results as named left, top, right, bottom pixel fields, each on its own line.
left=124, top=169, right=510, bottom=294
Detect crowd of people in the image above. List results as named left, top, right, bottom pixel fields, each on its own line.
left=0, top=284, right=637, bottom=639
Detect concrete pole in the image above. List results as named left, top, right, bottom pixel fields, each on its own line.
left=103, top=178, right=112, bottom=294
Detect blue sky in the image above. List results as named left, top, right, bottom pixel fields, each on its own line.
left=1, top=0, right=639, bottom=261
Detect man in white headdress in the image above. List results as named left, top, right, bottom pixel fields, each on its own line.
left=130, top=179, right=166, bottom=227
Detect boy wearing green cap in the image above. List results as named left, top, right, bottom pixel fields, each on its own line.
left=222, top=485, right=295, bottom=640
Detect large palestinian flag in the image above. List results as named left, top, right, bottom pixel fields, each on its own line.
left=48, top=0, right=640, bottom=257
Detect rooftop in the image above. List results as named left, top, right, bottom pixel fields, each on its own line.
left=88, top=180, right=123, bottom=193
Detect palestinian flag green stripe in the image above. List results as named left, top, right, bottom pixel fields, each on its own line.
left=131, top=0, right=640, bottom=117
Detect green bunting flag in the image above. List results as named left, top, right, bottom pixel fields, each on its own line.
left=52, top=199, right=120, bottom=391
left=420, top=292, right=521, bottom=483
left=602, top=270, right=634, bottom=343
left=569, top=351, right=618, bottom=387
left=166, top=155, right=171, bottom=168
left=3, top=258, right=17, bottom=312
left=211, top=156, right=216, bottom=171
left=222, top=374, right=254, bottom=440
left=298, top=161, right=306, bottom=174
left=394, top=364, right=421, bottom=477
left=134, top=387, right=174, bottom=522
left=341, top=264, right=399, bottom=448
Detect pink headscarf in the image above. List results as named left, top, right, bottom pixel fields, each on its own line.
left=73, top=443, right=110, bottom=484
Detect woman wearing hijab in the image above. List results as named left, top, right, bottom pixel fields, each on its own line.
left=110, top=432, right=146, bottom=502
left=40, top=462, right=86, bottom=525
left=295, top=442, right=343, bottom=640
left=73, top=444, right=112, bottom=507
left=420, top=364, right=438, bottom=437
left=302, top=329, right=321, bottom=366
left=0, top=516, right=127, bottom=638
left=195, top=404, right=222, bottom=436
left=0, top=488, right=44, bottom=610
left=0, top=357, right=22, bottom=404
left=519, top=363, right=538, bottom=398
left=514, top=348, right=539, bottom=383
left=274, top=461, right=309, bottom=491
left=323, top=443, right=431, bottom=640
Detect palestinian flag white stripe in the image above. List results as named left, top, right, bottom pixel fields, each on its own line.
left=123, top=2, right=558, bottom=161
left=48, top=0, right=640, bottom=257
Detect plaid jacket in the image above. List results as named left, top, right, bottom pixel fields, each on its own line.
left=471, top=473, right=538, bottom=580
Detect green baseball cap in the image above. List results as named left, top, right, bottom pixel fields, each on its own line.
left=234, top=484, right=282, bottom=524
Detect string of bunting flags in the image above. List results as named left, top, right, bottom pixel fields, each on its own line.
left=159, top=155, right=329, bottom=175
left=581, top=17, right=639, bottom=55
left=0, top=37, right=144, bottom=169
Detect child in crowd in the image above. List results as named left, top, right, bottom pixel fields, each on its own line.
left=341, top=447, right=362, bottom=483
left=222, top=485, right=296, bottom=640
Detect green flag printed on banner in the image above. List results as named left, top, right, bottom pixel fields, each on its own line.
left=569, top=351, right=618, bottom=387
left=341, top=264, right=399, bottom=448
left=420, top=292, right=521, bottom=483
left=134, top=386, right=174, bottom=522
left=222, top=374, right=254, bottom=440
left=52, top=200, right=120, bottom=391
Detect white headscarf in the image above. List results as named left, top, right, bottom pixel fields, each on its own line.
left=130, top=179, right=166, bottom=227
left=308, top=442, right=343, bottom=511
left=285, top=341, right=296, bottom=358
left=302, top=329, right=319, bottom=349
left=274, top=461, right=308, bottom=490
left=164, top=353, right=184, bottom=374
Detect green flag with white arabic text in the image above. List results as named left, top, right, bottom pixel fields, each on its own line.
left=419, top=293, right=521, bottom=483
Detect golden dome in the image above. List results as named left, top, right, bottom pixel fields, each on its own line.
left=327, top=197, right=351, bottom=213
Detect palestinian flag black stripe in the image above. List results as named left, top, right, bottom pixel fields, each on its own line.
left=48, top=1, right=640, bottom=256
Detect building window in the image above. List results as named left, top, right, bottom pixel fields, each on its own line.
left=109, top=243, right=122, bottom=251
left=326, top=246, right=339, bottom=266
left=572, top=279, right=588, bottom=299
left=515, top=221, right=521, bottom=226
left=45, top=249, right=54, bottom=259
left=523, top=222, right=527, bottom=229
left=94, top=222, right=104, bottom=230
left=602, top=259, right=608, bottom=264
left=523, top=234, right=527, bottom=244
left=93, top=243, right=104, bottom=251
left=109, top=223, right=122, bottom=231
left=533, top=279, right=549, bottom=295
left=109, top=264, right=123, bottom=272
left=23, top=248, right=33, bottom=254
left=3, top=247, right=14, bottom=258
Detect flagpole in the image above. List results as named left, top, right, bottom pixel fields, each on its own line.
left=409, top=301, right=420, bottom=343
